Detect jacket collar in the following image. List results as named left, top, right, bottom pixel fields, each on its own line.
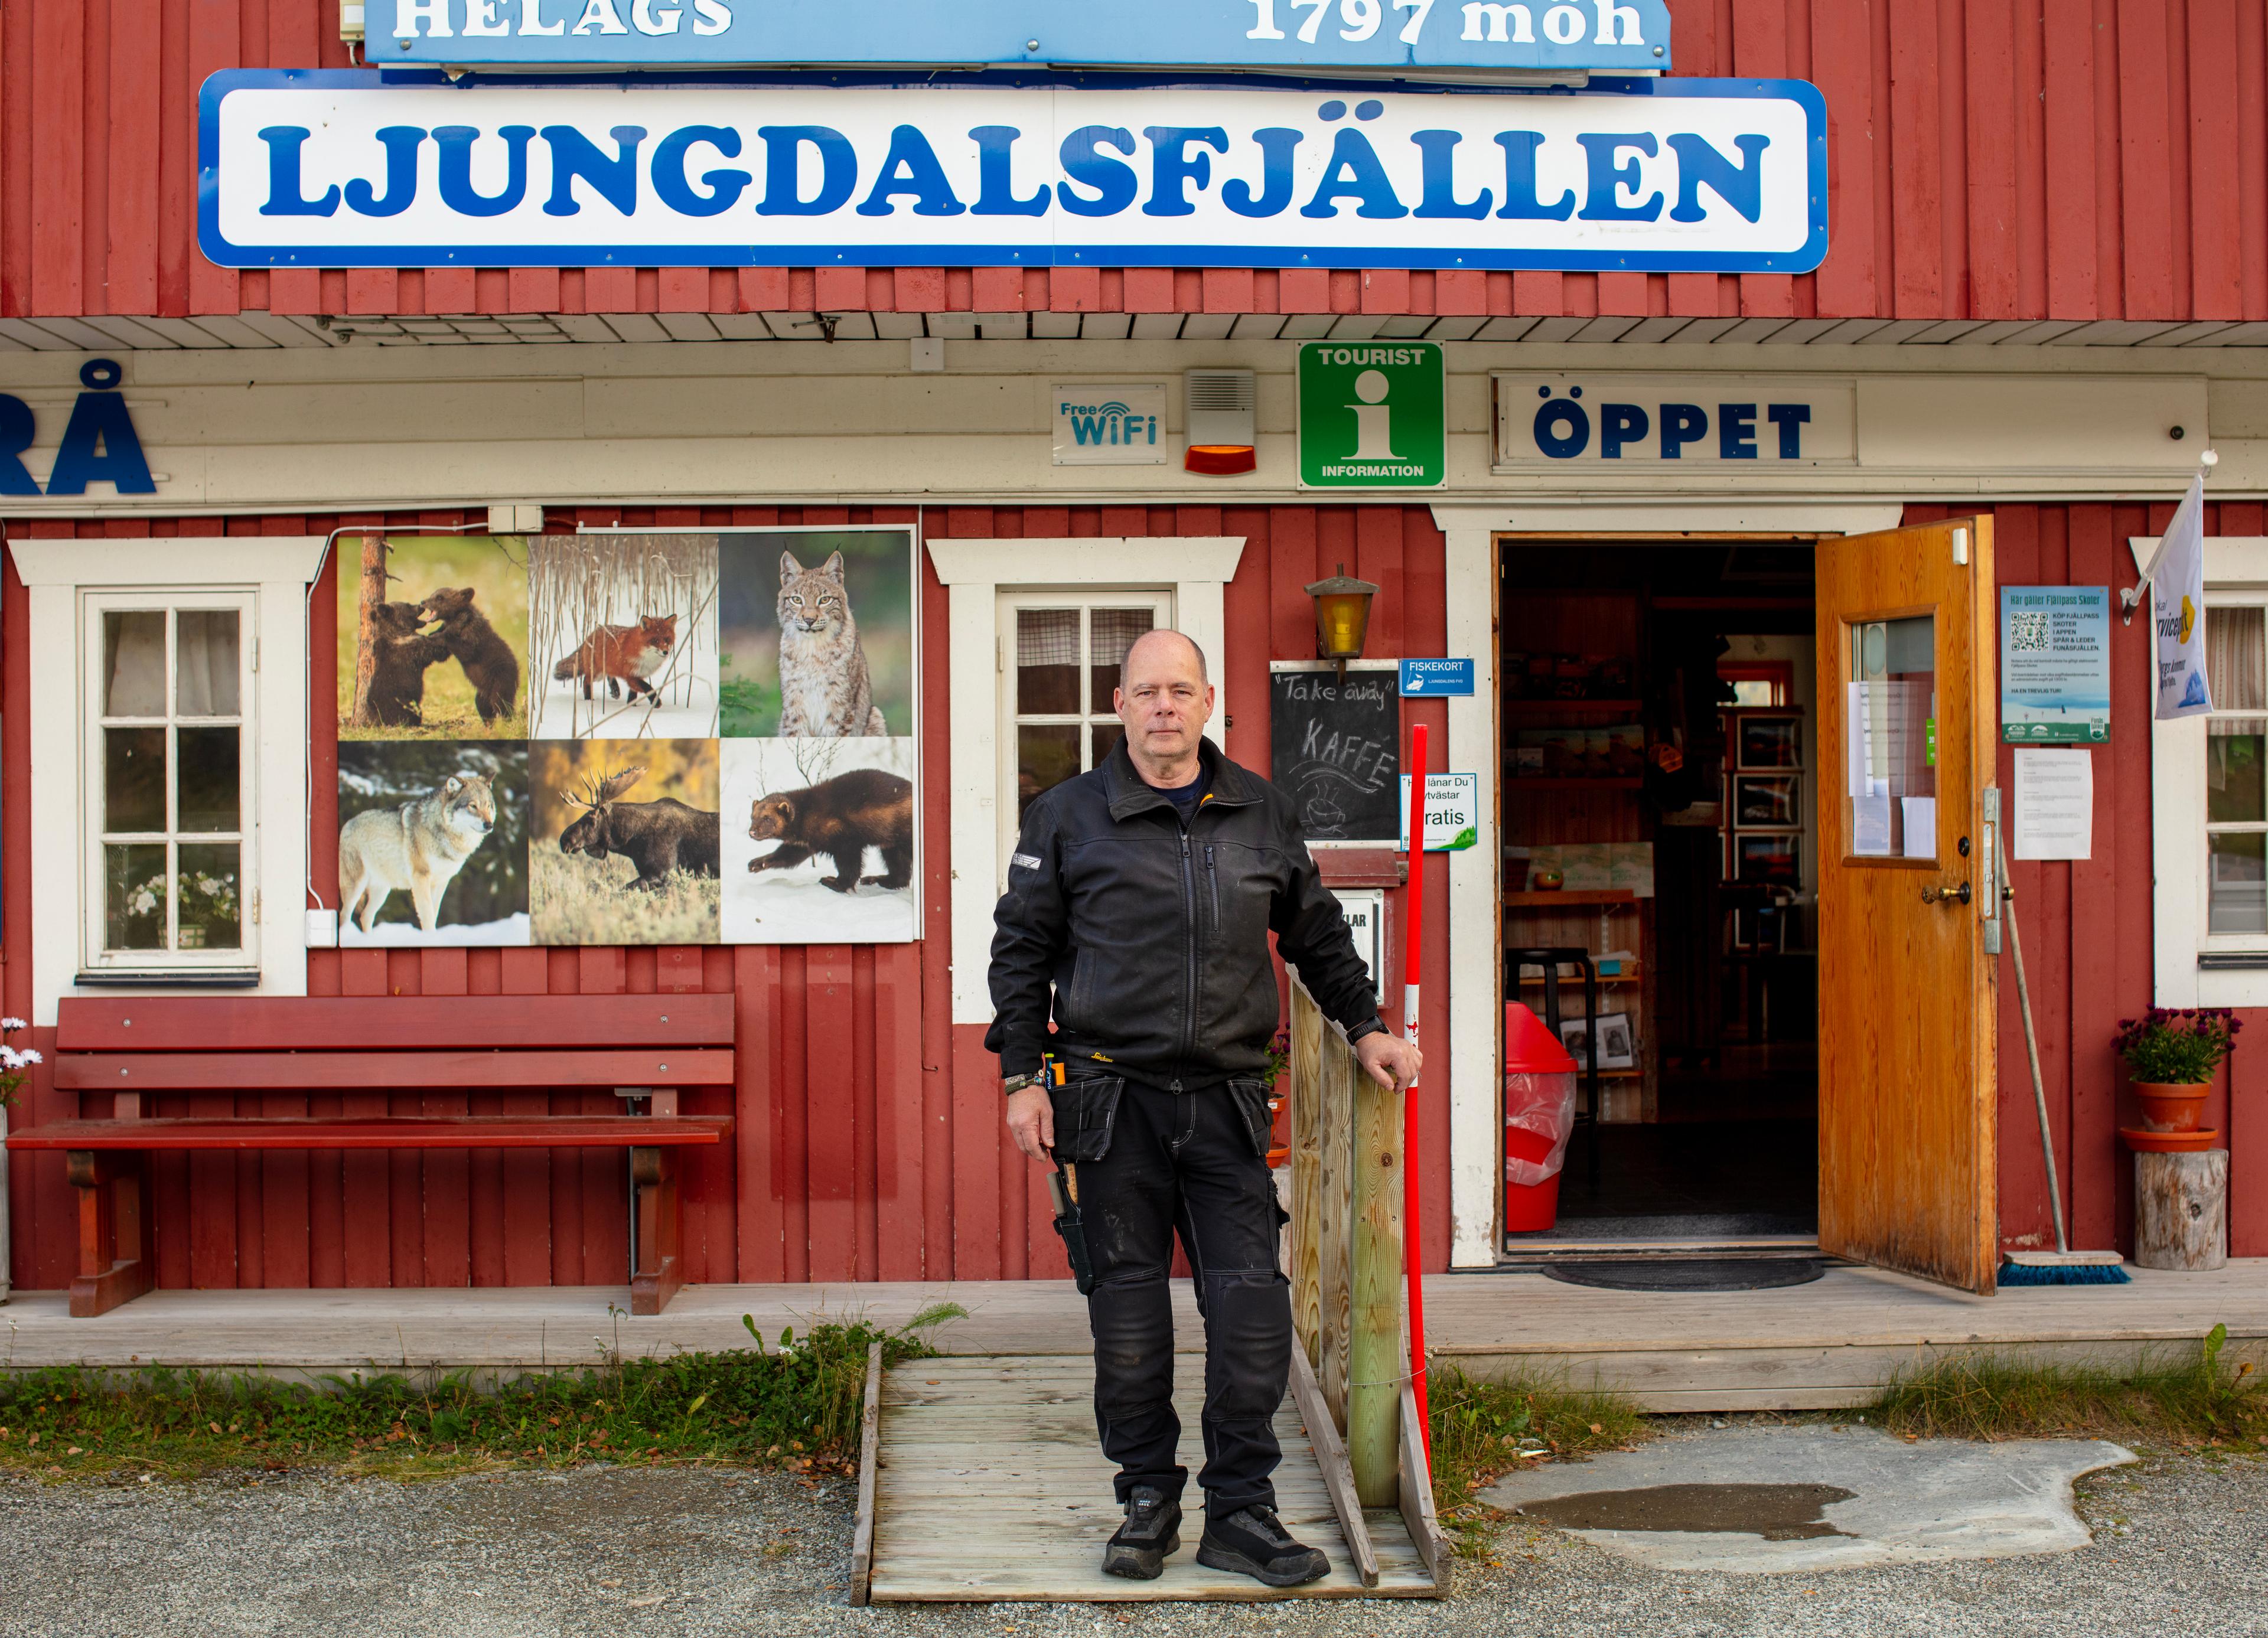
left=1103, top=735, right=1260, bottom=823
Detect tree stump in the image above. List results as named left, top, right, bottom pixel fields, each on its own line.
left=2133, top=1149, right=2228, bottom=1272
left=345, top=534, right=390, bottom=729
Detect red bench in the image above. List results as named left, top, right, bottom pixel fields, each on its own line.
left=6, top=995, right=734, bottom=1318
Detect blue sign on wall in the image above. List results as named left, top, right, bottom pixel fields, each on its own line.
left=367, top=0, right=1673, bottom=74
left=1400, top=658, right=1475, bottom=694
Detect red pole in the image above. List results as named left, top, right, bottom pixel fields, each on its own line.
left=1402, top=723, right=1430, bottom=1456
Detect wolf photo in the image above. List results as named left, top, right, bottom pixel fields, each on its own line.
left=336, top=742, right=530, bottom=947
left=529, top=739, right=721, bottom=945
left=719, top=527, right=915, bottom=739
left=721, top=736, right=917, bottom=944
left=530, top=532, right=719, bottom=741
left=338, top=534, right=529, bottom=740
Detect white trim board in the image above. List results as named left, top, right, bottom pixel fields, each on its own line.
left=926, top=536, right=1245, bottom=1025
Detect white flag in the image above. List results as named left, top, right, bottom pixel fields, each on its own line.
left=2152, top=471, right=2212, bottom=719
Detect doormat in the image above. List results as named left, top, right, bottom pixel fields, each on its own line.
left=1543, top=1258, right=1827, bottom=1292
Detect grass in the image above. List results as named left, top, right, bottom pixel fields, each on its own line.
left=1425, top=1362, right=1648, bottom=1552
left=531, top=850, right=719, bottom=945
left=344, top=707, right=529, bottom=742
left=1866, top=1323, right=2266, bottom=1448
left=0, top=1306, right=963, bottom=1484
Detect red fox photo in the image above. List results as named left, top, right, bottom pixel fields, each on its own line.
left=530, top=533, right=718, bottom=740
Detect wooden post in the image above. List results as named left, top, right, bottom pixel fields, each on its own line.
left=2133, top=1149, right=2228, bottom=1271
left=1348, top=1065, right=1402, bottom=1507
left=1288, top=986, right=1324, bottom=1372
left=346, top=533, right=389, bottom=729
left=1317, top=1011, right=1355, bottom=1431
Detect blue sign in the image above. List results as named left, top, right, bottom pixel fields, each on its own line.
left=0, top=359, right=157, bottom=497
left=2001, top=586, right=2111, bottom=744
left=1400, top=657, right=1475, bottom=694
left=367, top=0, right=1674, bottom=74
left=201, top=73, right=1829, bottom=273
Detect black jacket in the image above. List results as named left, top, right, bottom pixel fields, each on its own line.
left=986, top=738, right=1384, bottom=1089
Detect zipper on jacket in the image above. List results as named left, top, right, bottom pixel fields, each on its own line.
left=1179, top=831, right=1198, bottom=1069
left=1205, top=844, right=1220, bottom=928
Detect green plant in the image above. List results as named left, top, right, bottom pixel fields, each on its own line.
left=0, top=1017, right=40, bottom=1111
left=2114, top=1008, right=2241, bottom=1085
left=1424, top=1363, right=1647, bottom=1553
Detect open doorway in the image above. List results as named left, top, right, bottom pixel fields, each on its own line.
left=1499, top=541, right=1819, bottom=1248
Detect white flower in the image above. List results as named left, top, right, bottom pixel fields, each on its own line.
left=132, top=890, right=158, bottom=916
left=0, top=1018, right=24, bottom=1032
left=19, top=1049, right=41, bottom=1065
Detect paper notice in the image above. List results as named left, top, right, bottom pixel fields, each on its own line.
left=1901, top=797, right=1937, bottom=858
left=1853, top=792, right=1893, bottom=857
left=2014, top=748, right=2094, bottom=860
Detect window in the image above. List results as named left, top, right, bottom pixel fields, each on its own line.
left=81, top=592, right=259, bottom=971
left=2202, top=599, right=2268, bottom=934
left=997, top=590, right=1174, bottom=870
left=1719, top=660, right=1793, bottom=707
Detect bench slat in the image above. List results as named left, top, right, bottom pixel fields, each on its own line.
left=56, top=1049, right=735, bottom=1092
left=55, top=994, right=734, bottom=1053
left=8, top=1117, right=732, bottom=1153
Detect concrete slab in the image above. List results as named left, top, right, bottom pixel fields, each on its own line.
left=1479, top=1427, right=2136, bottom=1573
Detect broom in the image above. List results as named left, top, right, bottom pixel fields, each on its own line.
left=1995, top=827, right=2130, bottom=1286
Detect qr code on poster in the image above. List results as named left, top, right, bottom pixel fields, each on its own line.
left=2008, top=612, right=2051, bottom=652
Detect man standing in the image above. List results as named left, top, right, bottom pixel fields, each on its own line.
left=988, top=629, right=1420, bottom=1586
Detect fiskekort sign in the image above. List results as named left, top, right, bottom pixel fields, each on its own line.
left=1299, top=341, right=1445, bottom=488
left=366, top=0, right=1675, bottom=74
left=199, top=72, right=1828, bottom=272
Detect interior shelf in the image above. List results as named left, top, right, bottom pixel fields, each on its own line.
left=1504, top=889, right=1638, bottom=908
left=1504, top=777, right=1645, bottom=789
left=1501, top=698, right=1644, bottom=716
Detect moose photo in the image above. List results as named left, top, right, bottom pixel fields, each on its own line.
left=335, top=742, right=531, bottom=947
left=338, top=533, right=530, bottom=740
left=722, top=736, right=918, bottom=943
left=530, top=739, right=721, bottom=945
left=530, top=533, right=719, bottom=740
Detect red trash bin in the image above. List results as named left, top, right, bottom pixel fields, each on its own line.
left=1504, top=1002, right=1579, bottom=1233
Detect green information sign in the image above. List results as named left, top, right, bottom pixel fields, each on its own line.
left=1297, top=342, right=1446, bottom=490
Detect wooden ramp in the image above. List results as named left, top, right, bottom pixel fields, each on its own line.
left=857, top=1355, right=1441, bottom=1603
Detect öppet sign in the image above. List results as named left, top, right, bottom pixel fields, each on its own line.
left=198, top=72, right=1829, bottom=272
left=1299, top=342, right=1446, bottom=488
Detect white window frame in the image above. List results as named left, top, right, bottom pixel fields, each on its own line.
left=80, top=588, right=260, bottom=975
left=926, top=536, right=1244, bottom=1026
left=8, top=537, right=322, bottom=1026
left=995, top=588, right=1176, bottom=887
left=2149, top=536, right=2268, bottom=1007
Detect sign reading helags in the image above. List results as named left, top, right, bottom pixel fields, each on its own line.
left=200, top=72, right=1827, bottom=272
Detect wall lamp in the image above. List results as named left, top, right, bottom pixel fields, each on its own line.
left=1305, top=565, right=1379, bottom=680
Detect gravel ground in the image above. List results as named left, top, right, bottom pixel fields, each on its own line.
left=0, top=1434, right=2262, bottom=1637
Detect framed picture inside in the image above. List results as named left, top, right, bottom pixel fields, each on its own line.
left=1734, top=774, right=1800, bottom=828
left=1557, top=1012, right=1637, bottom=1071
left=1736, top=833, right=1801, bottom=887
left=1736, top=714, right=1803, bottom=770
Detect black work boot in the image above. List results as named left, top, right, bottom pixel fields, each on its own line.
left=1197, top=1503, right=1330, bottom=1587
left=1103, top=1485, right=1182, bottom=1580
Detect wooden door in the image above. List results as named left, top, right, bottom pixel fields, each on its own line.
left=1814, top=518, right=2002, bottom=1293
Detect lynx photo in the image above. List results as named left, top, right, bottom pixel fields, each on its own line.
left=530, top=531, right=720, bottom=740
left=337, top=533, right=530, bottom=740
left=718, top=527, right=915, bottom=739
left=529, top=738, right=722, bottom=946
left=335, top=741, right=530, bottom=947
left=721, top=736, right=918, bottom=944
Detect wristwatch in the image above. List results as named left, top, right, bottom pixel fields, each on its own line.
left=1002, top=1071, right=1044, bottom=1096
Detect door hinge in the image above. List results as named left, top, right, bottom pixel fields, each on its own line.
left=251, top=888, right=262, bottom=923
left=996, top=634, right=1005, bottom=674
left=251, top=635, right=260, bottom=674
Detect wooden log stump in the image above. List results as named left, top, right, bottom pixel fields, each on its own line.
left=2133, top=1149, right=2228, bottom=1272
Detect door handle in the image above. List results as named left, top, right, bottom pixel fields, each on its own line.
left=1922, top=882, right=1973, bottom=906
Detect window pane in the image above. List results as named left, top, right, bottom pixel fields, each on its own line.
left=1091, top=722, right=1126, bottom=770
left=1728, top=679, right=1776, bottom=707
left=102, top=611, right=167, bottom=717
left=104, top=843, right=171, bottom=951
left=177, top=727, right=242, bottom=833
left=1845, top=615, right=1936, bottom=860
left=176, top=844, right=243, bottom=951
left=2207, top=729, right=2266, bottom=824
left=2208, top=832, right=2268, bottom=934
left=2207, top=605, right=2266, bottom=713
left=1016, top=724, right=1080, bottom=818
left=104, top=727, right=167, bottom=833
left=175, top=610, right=242, bottom=717
left=1016, top=609, right=1080, bottom=714
left=1089, top=608, right=1158, bottom=714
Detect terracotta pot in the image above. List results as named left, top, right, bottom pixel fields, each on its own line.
left=2133, top=1081, right=2211, bottom=1134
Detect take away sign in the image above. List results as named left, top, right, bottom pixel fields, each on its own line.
left=199, top=71, right=1827, bottom=271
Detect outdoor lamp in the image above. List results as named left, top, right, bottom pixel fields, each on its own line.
left=1305, top=565, right=1379, bottom=678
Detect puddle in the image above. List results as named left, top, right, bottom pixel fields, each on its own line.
left=1517, top=1482, right=1858, bottom=1541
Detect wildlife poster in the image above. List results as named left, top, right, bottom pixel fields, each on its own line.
left=718, top=528, right=915, bottom=739
left=528, top=739, right=722, bottom=946
left=337, top=533, right=530, bottom=739
left=336, top=741, right=531, bottom=947
left=722, top=737, right=917, bottom=944
left=530, top=532, right=720, bottom=740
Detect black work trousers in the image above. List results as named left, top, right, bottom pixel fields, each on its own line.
left=1048, top=1070, right=1291, bottom=1516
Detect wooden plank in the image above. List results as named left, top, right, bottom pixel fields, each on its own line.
left=1288, top=986, right=1324, bottom=1371
left=850, top=1340, right=883, bottom=1607
left=53, top=995, right=734, bottom=1051
left=1396, top=1382, right=1446, bottom=1587
left=1347, top=1059, right=1401, bottom=1506
left=1317, top=1011, right=1354, bottom=1429
left=7, top=1117, right=732, bottom=1151
left=1288, top=1336, right=1378, bottom=1587
left=56, top=1049, right=737, bottom=1092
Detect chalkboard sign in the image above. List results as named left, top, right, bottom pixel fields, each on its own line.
left=1270, top=668, right=1401, bottom=842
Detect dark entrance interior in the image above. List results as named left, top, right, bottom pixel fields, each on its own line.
left=1498, top=541, right=1820, bottom=1244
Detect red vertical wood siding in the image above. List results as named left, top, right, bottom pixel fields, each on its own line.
left=6, top=1, right=2266, bottom=323
left=2, top=503, right=1454, bottom=1290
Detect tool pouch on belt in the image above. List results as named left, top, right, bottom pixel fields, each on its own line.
left=1046, top=1069, right=1119, bottom=1296
left=1048, top=1164, right=1096, bottom=1296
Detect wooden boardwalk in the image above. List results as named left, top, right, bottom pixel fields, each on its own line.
left=861, top=1355, right=1435, bottom=1603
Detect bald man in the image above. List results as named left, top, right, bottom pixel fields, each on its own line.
left=988, top=628, right=1420, bottom=1587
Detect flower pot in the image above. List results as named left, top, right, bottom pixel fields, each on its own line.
left=2133, top=1081, right=2211, bottom=1134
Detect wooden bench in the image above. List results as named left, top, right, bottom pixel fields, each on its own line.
left=6, top=995, right=734, bottom=1319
